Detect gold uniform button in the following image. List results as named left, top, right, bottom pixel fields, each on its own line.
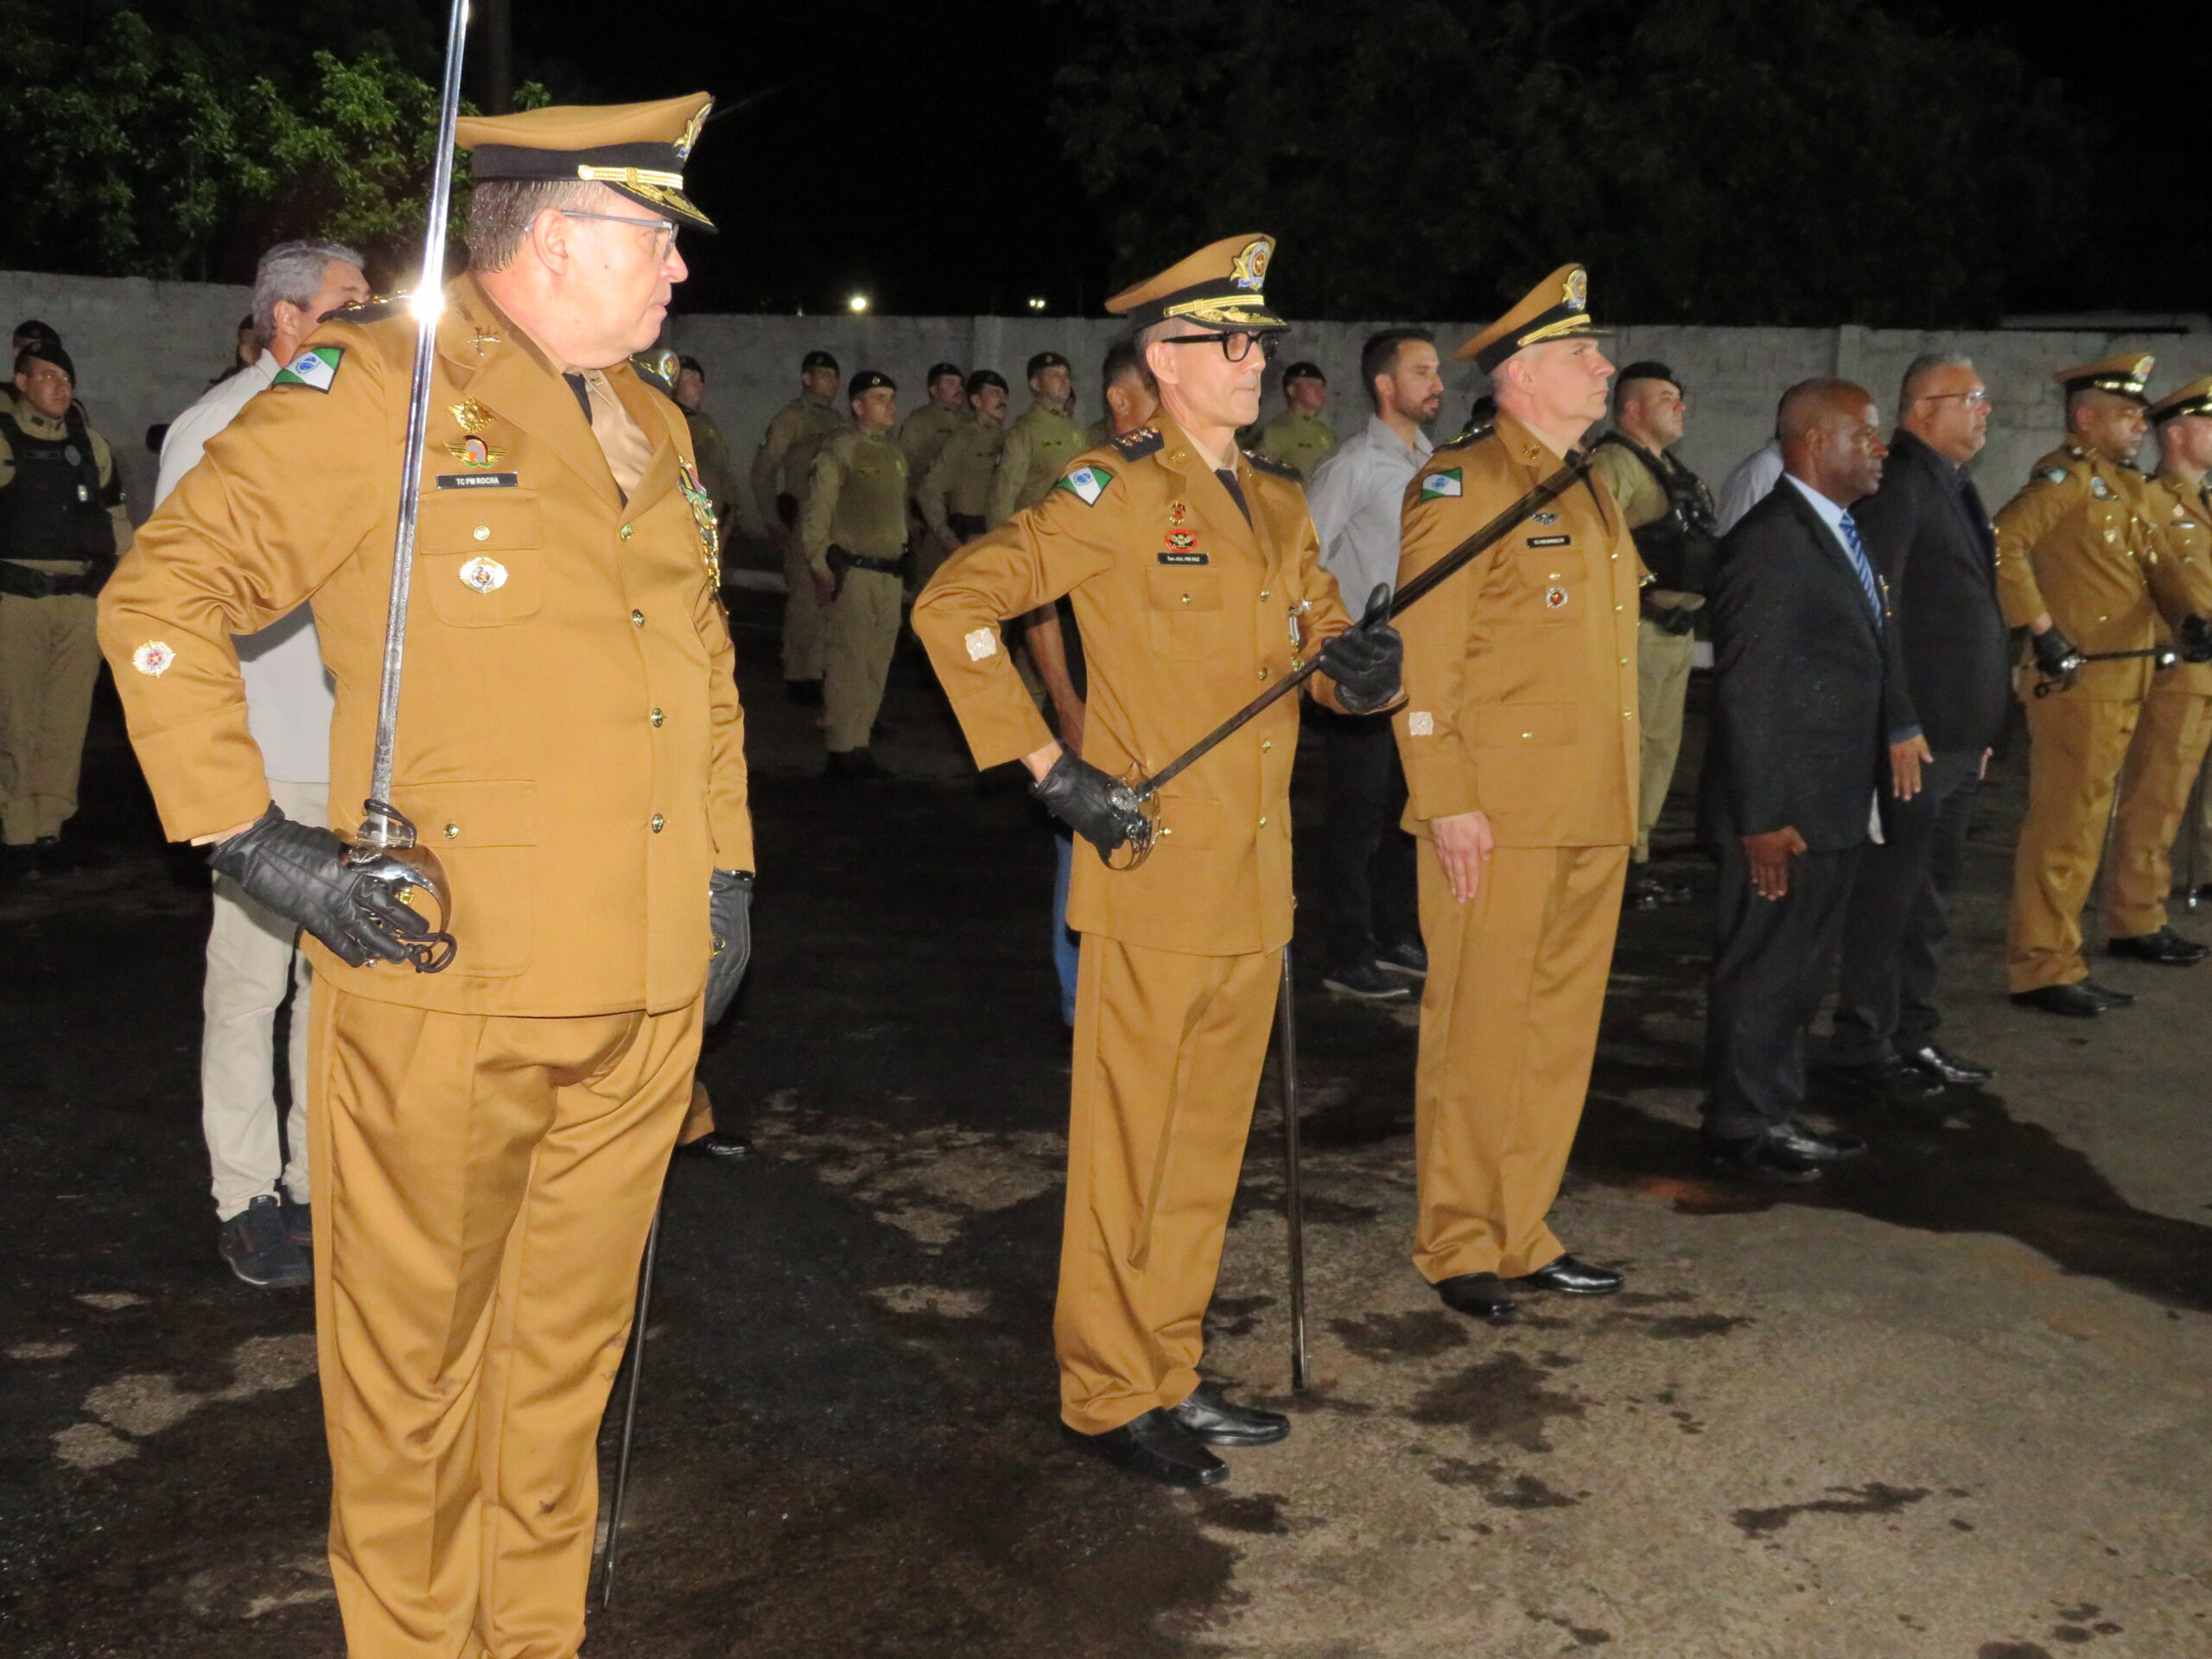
left=442, top=823, right=460, bottom=840
left=1257, top=666, right=1269, bottom=679
left=650, top=813, right=665, bottom=833
left=650, top=708, right=664, bottom=728
left=1259, top=589, right=1271, bottom=600
left=620, top=524, right=635, bottom=541
left=1261, top=739, right=1273, bottom=753
left=1179, top=594, right=1192, bottom=606
left=1614, top=603, right=1624, bottom=612
left=1619, top=657, right=1629, bottom=665
left=1522, top=730, right=1534, bottom=740
left=472, top=525, right=491, bottom=543
left=1258, top=816, right=1268, bottom=827
left=631, top=609, right=645, bottom=628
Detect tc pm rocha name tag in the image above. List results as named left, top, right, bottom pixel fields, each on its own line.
left=435, top=473, right=521, bottom=490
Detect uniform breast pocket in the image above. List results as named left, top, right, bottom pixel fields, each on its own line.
left=1510, top=545, right=1587, bottom=625
left=1146, top=566, right=1224, bottom=661
left=419, top=491, right=544, bottom=626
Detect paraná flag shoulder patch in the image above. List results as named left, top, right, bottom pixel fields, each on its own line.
left=1054, top=463, right=1114, bottom=505
left=1420, top=467, right=1463, bottom=501
left=273, top=345, right=344, bottom=392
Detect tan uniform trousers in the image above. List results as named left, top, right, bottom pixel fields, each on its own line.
left=2109, top=688, right=2212, bottom=937
left=780, top=537, right=825, bottom=683
left=1414, top=844, right=1629, bottom=1283
left=1634, top=620, right=1696, bottom=863
left=1058, top=936, right=1279, bottom=1435
left=308, top=982, right=701, bottom=1659
left=0, top=589, right=99, bottom=844
left=202, top=778, right=326, bottom=1221
left=2008, top=691, right=2142, bottom=992
left=823, top=568, right=903, bottom=753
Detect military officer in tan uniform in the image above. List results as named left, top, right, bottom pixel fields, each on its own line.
left=1249, top=359, right=1335, bottom=478
left=803, top=369, right=910, bottom=779
left=98, top=96, right=753, bottom=1659
left=752, top=346, right=846, bottom=702
left=1994, top=353, right=2212, bottom=1014
left=1393, top=264, right=1640, bottom=1321
left=986, top=349, right=1085, bottom=525
left=899, top=361, right=969, bottom=481
left=917, top=368, right=1008, bottom=577
left=2107, top=375, right=2212, bottom=963
left=914, top=233, right=1402, bottom=1489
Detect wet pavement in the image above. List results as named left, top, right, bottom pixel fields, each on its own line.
left=3, top=587, right=2210, bottom=1658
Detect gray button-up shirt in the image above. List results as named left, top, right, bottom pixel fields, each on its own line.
left=1306, top=412, right=1433, bottom=609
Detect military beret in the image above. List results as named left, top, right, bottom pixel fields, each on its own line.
left=10, top=319, right=60, bottom=346
left=2150, top=373, right=2212, bottom=425
left=1106, top=233, right=1285, bottom=332
left=1615, top=360, right=1681, bottom=394
left=1027, top=352, right=1070, bottom=378
left=802, top=349, right=840, bottom=373
left=15, top=337, right=73, bottom=382
left=849, top=369, right=895, bottom=399
left=1456, top=264, right=1612, bottom=374
left=2055, top=353, right=2153, bottom=403
left=456, top=92, right=717, bottom=234
left=965, top=369, right=1007, bottom=397
left=1281, top=360, right=1325, bottom=385
left=925, top=361, right=963, bottom=384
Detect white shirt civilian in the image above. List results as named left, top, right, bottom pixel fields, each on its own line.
left=1306, top=411, right=1433, bottom=610
left=1716, top=439, right=1783, bottom=535
left=156, top=353, right=334, bottom=787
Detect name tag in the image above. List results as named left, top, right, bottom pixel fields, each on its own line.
left=1158, top=551, right=1209, bottom=565
left=1527, top=534, right=1570, bottom=547
left=435, top=473, right=520, bottom=490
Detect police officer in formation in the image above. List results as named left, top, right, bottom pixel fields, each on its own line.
left=918, top=368, right=1009, bottom=563
left=803, top=369, right=912, bottom=779
left=1589, top=360, right=1717, bottom=908
left=987, top=349, right=1086, bottom=524
left=1249, top=359, right=1336, bottom=478
left=753, top=346, right=846, bottom=703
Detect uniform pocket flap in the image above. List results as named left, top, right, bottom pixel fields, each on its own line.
left=1465, top=703, right=1578, bottom=747
left=1147, top=568, right=1224, bottom=611
left=418, top=488, right=543, bottom=554
left=1520, top=547, right=1587, bottom=582
left=389, top=779, right=538, bottom=848
left=1154, top=792, right=1220, bottom=850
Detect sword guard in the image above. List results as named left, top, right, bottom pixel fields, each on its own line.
left=1103, top=771, right=1161, bottom=871
left=345, top=799, right=457, bottom=973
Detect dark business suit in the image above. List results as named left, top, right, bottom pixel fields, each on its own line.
left=1699, top=477, right=1916, bottom=1141
left=1831, top=430, right=2011, bottom=1065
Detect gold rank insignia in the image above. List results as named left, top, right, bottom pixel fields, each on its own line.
left=448, top=397, right=496, bottom=434
left=467, top=323, right=502, bottom=358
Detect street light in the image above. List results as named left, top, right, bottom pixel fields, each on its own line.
left=1027, top=296, right=1046, bottom=311
left=848, top=293, right=870, bottom=315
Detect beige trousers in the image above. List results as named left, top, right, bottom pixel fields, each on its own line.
left=2108, top=689, right=2212, bottom=937
left=2008, top=691, right=2141, bottom=991
left=309, top=983, right=700, bottom=1659
left=0, top=590, right=99, bottom=843
left=1633, top=620, right=1696, bottom=862
left=1058, top=936, right=1280, bottom=1435
left=823, top=568, right=904, bottom=753
left=779, top=536, right=824, bottom=683
left=202, top=778, right=327, bottom=1221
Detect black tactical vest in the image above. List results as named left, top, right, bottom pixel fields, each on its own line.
left=1598, top=432, right=1719, bottom=594
left=0, top=406, right=119, bottom=568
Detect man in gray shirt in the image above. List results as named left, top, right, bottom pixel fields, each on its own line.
left=1305, top=327, right=1443, bottom=1001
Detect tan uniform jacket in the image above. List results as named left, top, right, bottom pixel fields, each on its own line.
left=2143, top=469, right=2212, bottom=696
left=1393, top=414, right=1642, bottom=847
left=915, top=416, right=1361, bottom=956
left=799, top=428, right=909, bottom=569
left=898, top=403, right=969, bottom=491
left=1251, top=408, right=1336, bottom=480
left=917, top=416, right=1007, bottom=543
left=96, top=274, right=753, bottom=1019
left=986, top=399, right=1087, bottom=526
left=749, top=393, right=846, bottom=531
left=1993, top=445, right=2212, bottom=699
left=0, top=407, right=134, bottom=562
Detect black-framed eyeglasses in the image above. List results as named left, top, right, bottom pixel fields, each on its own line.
left=1158, top=330, right=1283, bottom=365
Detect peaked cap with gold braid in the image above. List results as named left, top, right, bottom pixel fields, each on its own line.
left=1106, top=233, right=1286, bottom=332
left=1454, top=263, right=1611, bottom=373
left=457, top=92, right=716, bottom=234
left=2052, top=351, right=2154, bottom=403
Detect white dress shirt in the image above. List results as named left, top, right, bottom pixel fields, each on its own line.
left=156, top=353, right=334, bottom=787
left=1306, top=411, right=1434, bottom=610
left=1716, top=440, right=1784, bottom=536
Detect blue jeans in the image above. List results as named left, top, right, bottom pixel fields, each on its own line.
left=1052, top=829, right=1080, bottom=1026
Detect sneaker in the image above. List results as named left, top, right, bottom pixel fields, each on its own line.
left=219, top=1196, right=311, bottom=1289
left=1322, top=961, right=1413, bottom=1002
left=1376, top=939, right=1427, bottom=979
left=279, top=1195, right=313, bottom=1249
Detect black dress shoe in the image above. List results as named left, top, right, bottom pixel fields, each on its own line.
left=1518, top=1255, right=1624, bottom=1295
left=679, top=1131, right=755, bottom=1161
left=1170, top=1382, right=1290, bottom=1447
left=2009, top=982, right=2106, bottom=1019
left=1765, top=1120, right=1868, bottom=1162
left=1434, top=1272, right=1516, bottom=1321
left=2108, top=926, right=2211, bottom=966
left=1376, top=938, right=1427, bottom=979
left=1073, top=1408, right=1226, bottom=1488
left=1623, top=870, right=1667, bottom=911
left=2079, top=977, right=2136, bottom=1007
left=1828, top=1054, right=1947, bottom=1101
left=1903, top=1044, right=1993, bottom=1086
left=1705, top=1136, right=1823, bottom=1185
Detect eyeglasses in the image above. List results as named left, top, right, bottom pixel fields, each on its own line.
left=1158, top=330, right=1283, bottom=365
left=558, top=209, right=680, bottom=257
left=1921, top=389, right=1991, bottom=407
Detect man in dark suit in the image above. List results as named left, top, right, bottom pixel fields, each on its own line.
left=1828, top=355, right=2011, bottom=1097
left=1700, top=379, right=1924, bottom=1183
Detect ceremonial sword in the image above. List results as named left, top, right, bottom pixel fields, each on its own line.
left=2032, top=644, right=2182, bottom=698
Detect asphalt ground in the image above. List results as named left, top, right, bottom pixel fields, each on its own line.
left=3, top=587, right=2209, bottom=1658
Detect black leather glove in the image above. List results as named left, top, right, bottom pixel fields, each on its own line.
left=1033, top=749, right=1147, bottom=860
left=2180, top=614, right=2212, bottom=664
left=1640, top=592, right=1698, bottom=636
left=707, top=869, right=753, bottom=1023
left=2031, top=625, right=2082, bottom=677
left=207, top=804, right=418, bottom=968
left=1317, top=584, right=1405, bottom=715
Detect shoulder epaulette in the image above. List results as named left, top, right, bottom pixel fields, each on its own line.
left=1436, top=422, right=1496, bottom=453
left=325, top=296, right=405, bottom=326
left=1243, top=448, right=1300, bottom=481
left=629, top=350, right=677, bottom=397
left=1110, top=426, right=1164, bottom=460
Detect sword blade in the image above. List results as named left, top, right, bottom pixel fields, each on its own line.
left=1276, top=946, right=1309, bottom=1393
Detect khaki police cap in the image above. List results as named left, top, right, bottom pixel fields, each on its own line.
left=457, top=92, right=716, bottom=234
left=2150, top=373, right=2212, bottom=425
left=1455, top=263, right=1611, bottom=373
left=2052, top=352, right=2153, bottom=402
left=1105, top=234, right=1286, bottom=332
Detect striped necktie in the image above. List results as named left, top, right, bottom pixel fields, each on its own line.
left=1836, top=511, right=1884, bottom=620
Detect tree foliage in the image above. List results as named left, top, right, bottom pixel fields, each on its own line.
left=1051, top=0, right=2087, bottom=327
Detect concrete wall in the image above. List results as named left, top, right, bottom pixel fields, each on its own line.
left=10, top=266, right=2211, bottom=544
